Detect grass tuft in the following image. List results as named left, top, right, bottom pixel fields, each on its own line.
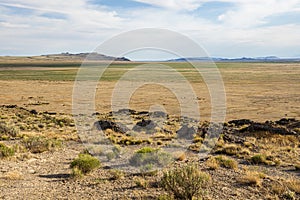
left=214, top=155, right=238, bottom=169
left=238, top=171, right=264, bottom=186
left=0, top=143, right=15, bottom=158
left=250, top=154, right=268, bottom=165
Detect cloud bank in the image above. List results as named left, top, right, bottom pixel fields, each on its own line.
left=1, top=0, right=300, bottom=59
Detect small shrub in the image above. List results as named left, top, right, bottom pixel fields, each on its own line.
left=134, top=177, right=149, bottom=188
left=136, top=147, right=156, bottom=153
left=70, top=154, right=100, bottom=175
left=72, top=167, right=83, bottom=178
left=0, top=122, right=19, bottom=139
left=104, top=145, right=121, bottom=161
left=110, top=169, right=125, bottom=180
left=0, top=143, right=15, bottom=158
left=193, top=136, right=203, bottom=144
left=106, top=152, right=116, bottom=161
left=271, top=182, right=285, bottom=195
left=22, top=136, right=62, bottom=153
left=215, top=155, right=238, bottom=169
left=158, top=194, right=173, bottom=200
left=250, top=154, right=268, bottom=165
left=271, top=179, right=299, bottom=197
left=205, top=157, right=220, bottom=170
left=161, top=163, right=210, bottom=200
left=283, top=191, right=295, bottom=200
left=285, top=179, right=300, bottom=194
left=112, top=145, right=121, bottom=157
left=129, top=147, right=173, bottom=170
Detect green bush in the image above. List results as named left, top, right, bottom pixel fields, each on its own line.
left=136, top=146, right=156, bottom=153
left=0, top=143, right=15, bottom=158
left=70, top=154, right=100, bottom=175
left=129, top=147, right=172, bottom=169
left=161, top=163, right=210, bottom=200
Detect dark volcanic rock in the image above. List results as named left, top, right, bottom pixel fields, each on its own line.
left=30, top=109, right=38, bottom=115
left=198, top=123, right=225, bottom=138
left=241, top=122, right=295, bottom=135
left=275, top=118, right=297, bottom=125
left=112, top=109, right=137, bottom=115
left=43, top=111, right=57, bottom=115
left=137, top=111, right=149, bottom=115
left=223, top=134, right=245, bottom=144
left=5, top=105, right=17, bottom=108
left=150, top=111, right=168, bottom=118
left=94, top=120, right=129, bottom=133
left=176, top=125, right=196, bottom=140
left=132, top=119, right=157, bottom=133
left=228, top=119, right=253, bottom=126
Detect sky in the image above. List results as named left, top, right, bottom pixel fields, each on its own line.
left=1, top=0, right=300, bottom=60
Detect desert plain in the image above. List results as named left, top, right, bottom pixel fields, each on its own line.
left=0, top=57, right=299, bottom=199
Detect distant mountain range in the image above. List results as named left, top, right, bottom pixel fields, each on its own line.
left=2, top=52, right=299, bottom=63
left=167, top=56, right=300, bottom=62
left=41, top=52, right=131, bottom=61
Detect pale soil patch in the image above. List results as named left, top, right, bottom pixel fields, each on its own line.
left=0, top=76, right=299, bottom=122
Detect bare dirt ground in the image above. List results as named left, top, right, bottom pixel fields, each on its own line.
left=0, top=62, right=299, bottom=199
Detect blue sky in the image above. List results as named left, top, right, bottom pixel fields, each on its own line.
left=0, top=0, right=300, bottom=60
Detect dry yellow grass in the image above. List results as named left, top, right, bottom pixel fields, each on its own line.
left=238, top=171, right=265, bottom=186
left=0, top=62, right=299, bottom=121
left=205, top=157, right=220, bottom=170
left=285, top=179, right=300, bottom=194
left=3, top=170, right=23, bottom=180
left=209, top=155, right=238, bottom=170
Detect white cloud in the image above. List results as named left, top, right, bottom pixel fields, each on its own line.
left=132, top=0, right=205, bottom=11
left=0, top=0, right=125, bottom=55
left=217, top=0, right=300, bottom=28
left=0, top=0, right=299, bottom=57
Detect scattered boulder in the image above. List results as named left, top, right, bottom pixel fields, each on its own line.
left=198, top=122, right=225, bottom=138
left=137, top=111, right=149, bottom=115
left=176, top=125, right=196, bottom=140
left=5, top=105, right=17, bottom=108
left=30, top=109, right=38, bottom=115
left=240, top=122, right=295, bottom=135
left=275, top=118, right=297, bottom=125
left=92, top=112, right=100, bottom=116
left=228, top=119, right=253, bottom=126
left=150, top=111, right=168, bottom=118
left=94, top=120, right=129, bottom=133
left=133, top=119, right=157, bottom=133
left=222, top=134, right=245, bottom=144
left=112, top=109, right=137, bottom=115
left=43, top=111, right=57, bottom=115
